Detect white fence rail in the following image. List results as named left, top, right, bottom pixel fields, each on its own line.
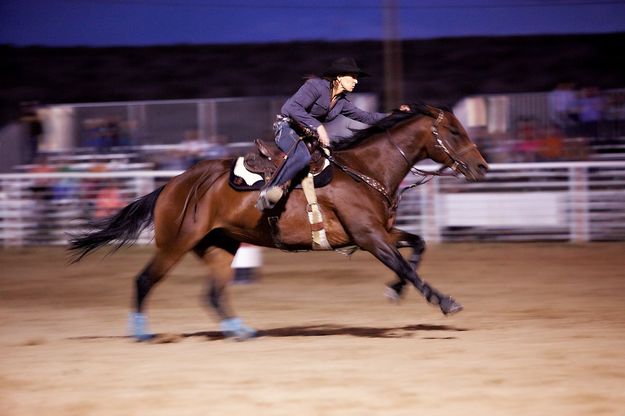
left=0, top=171, right=177, bottom=247
left=1, top=161, right=624, bottom=246
left=396, top=161, right=625, bottom=242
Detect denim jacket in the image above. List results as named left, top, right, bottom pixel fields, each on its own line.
left=280, top=78, right=386, bottom=132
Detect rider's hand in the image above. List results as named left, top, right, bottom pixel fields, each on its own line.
left=317, top=125, right=331, bottom=147
left=399, top=104, right=411, bottom=112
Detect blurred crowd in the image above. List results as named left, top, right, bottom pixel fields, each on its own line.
left=458, top=85, right=625, bottom=163
left=15, top=86, right=625, bottom=181
left=13, top=125, right=240, bottom=230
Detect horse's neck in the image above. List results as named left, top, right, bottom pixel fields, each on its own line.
left=337, top=121, right=428, bottom=195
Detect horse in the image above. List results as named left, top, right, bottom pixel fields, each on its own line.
left=69, top=103, right=488, bottom=341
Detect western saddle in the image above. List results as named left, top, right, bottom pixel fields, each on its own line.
left=243, top=138, right=328, bottom=181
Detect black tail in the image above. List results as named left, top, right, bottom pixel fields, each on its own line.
left=68, top=186, right=165, bottom=263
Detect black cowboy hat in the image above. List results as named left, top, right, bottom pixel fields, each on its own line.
left=321, top=57, right=370, bottom=78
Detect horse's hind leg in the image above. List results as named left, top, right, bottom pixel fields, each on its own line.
left=386, top=229, right=426, bottom=301
left=193, top=242, right=257, bottom=340
left=131, top=249, right=186, bottom=340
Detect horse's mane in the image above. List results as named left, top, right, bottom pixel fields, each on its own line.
left=331, top=102, right=449, bottom=151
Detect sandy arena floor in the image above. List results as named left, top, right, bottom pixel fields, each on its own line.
left=1, top=243, right=624, bottom=416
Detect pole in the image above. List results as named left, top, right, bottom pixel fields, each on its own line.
left=383, top=0, right=404, bottom=111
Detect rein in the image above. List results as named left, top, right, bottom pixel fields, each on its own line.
left=326, top=108, right=473, bottom=207
left=325, top=152, right=394, bottom=206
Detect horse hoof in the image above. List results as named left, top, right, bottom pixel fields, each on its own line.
left=135, top=333, right=155, bottom=342
left=440, top=297, right=463, bottom=315
left=384, top=287, right=401, bottom=303
left=234, top=328, right=257, bottom=342
left=220, top=317, right=258, bottom=341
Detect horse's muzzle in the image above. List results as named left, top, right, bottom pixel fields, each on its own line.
left=465, top=162, right=489, bottom=182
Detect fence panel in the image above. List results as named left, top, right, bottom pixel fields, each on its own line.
left=396, top=161, right=625, bottom=242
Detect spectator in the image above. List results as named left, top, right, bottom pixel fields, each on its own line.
left=548, top=83, right=578, bottom=137
left=205, top=134, right=230, bottom=160
left=577, top=87, right=604, bottom=145
left=82, top=118, right=122, bottom=153
left=181, top=129, right=210, bottom=167
left=19, top=101, right=43, bottom=163
left=29, top=155, right=55, bottom=201
left=52, top=165, right=77, bottom=202
left=28, top=155, right=56, bottom=242
left=604, top=90, right=625, bottom=143
left=156, top=148, right=188, bottom=170
left=514, top=117, right=540, bottom=162
left=82, top=118, right=105, bottom=150
left=537, top=124, right=565, bottom=161
left=94, top=179, right=126, bottom=218
left=104, top=119, right=122, bottom=150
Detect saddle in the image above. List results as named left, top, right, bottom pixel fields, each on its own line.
left=243, top=138, right=328, bottom=181
left=229, top=139, right=332, bottom=191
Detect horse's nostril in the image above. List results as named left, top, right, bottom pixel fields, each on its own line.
left=478, top=164, right=489, bottom=175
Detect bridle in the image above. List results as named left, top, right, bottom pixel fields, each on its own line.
left=388, top=109, right=475, bottom=179
left=387, top=109, right=477, bottom=196
left=429, top=110, right=477, bottom=175
left=325, top=108, right=477, bottom=205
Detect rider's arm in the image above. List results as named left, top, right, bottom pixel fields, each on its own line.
left=339, top=97, right=388, bottom=125
left=280, top=79, right=326, bottom=132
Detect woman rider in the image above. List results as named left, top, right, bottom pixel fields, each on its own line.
left=256, top=57, right=393, bottom=211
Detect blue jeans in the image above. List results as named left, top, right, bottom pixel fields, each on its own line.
left=268, top=118, right=312, bottom=187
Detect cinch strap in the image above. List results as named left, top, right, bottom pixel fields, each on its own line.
left=301, top=173, right=332, bottom=250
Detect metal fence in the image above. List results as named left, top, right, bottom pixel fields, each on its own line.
left=37, top=94, right=381, bottom=151
left=5, top=89, right=624, bottom=173
left=1, top=161, right=624, bottom=247
left=0, top=170, right=172, bottom=247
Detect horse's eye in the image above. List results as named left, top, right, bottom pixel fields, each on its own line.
left=449, top=127, right=460, bottom=136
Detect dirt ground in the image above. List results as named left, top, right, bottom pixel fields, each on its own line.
left=1, top=243, right=624, bottom=416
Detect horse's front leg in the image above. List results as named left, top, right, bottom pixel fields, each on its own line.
left=358, top=231, right=462, bottom=315
left=385, top=229, right=426, bottom=302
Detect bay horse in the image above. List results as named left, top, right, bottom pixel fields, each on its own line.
left=69, top=103, right=488, bottom=340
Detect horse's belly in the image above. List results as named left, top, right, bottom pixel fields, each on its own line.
left=276, top=202, right=351, bottom=248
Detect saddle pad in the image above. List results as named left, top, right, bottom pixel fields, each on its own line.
left=228, top=157, right=333, bottom=191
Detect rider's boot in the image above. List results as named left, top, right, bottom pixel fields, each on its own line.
left=256, top=183, right=289, bottom=211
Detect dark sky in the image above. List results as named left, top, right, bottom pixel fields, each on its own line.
left=2, top=0, right=625, bottom=46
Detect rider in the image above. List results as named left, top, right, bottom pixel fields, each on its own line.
left=256, top=57, right=390, bottom=211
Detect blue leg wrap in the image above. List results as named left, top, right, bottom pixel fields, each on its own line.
left=220, top=317, right=257, bottom=340
left=129, top=312, right=152, bottom=341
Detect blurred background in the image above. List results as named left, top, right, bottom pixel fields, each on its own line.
left=1, top=0, right=625, bottom=245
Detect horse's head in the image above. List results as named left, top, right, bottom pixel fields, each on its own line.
left=422, top=107, right=488, bottom=181
left=331, top=103, right=488, bottom=183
